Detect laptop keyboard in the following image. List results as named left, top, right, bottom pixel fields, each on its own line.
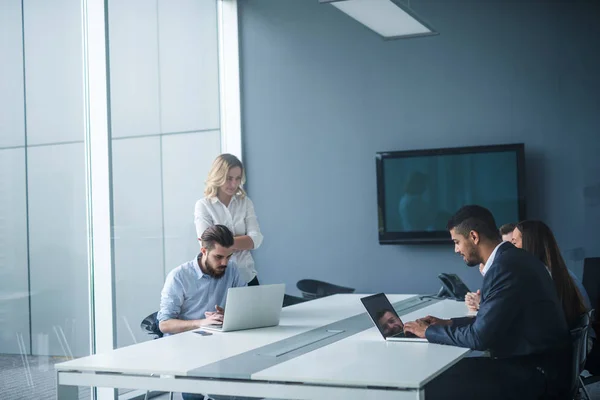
left=206, top=324, right=223, bottom=330
left=392, top=331, right=417, bottom=338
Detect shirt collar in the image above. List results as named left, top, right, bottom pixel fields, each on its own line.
left=209, top=195, right=238, bottom=205
left=193, top=254, right=207, bottom=280
left=481, top=241, right=505, bottom=276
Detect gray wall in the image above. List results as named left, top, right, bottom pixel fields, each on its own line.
left=238, top=0, right=600, bottom=296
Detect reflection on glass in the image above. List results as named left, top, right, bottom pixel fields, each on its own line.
left=108, top=1, right=222, bottom=393
left=0, top=0, right=90, bottom=398
left=383, top=151, right=520, bottom=232
left=362, top=293, right=416, bottom=339
left=376, top=309, right=405, bottom=337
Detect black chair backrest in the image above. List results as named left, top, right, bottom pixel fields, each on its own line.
left=283, top=294, right=310, bottom=307
left=296, top=279, right=355, bottom=299
left=583, top=258, right=600, bottom=316
left=569, top=311, right=591, bottom=397
left=141, top=311, right=163, bottom=339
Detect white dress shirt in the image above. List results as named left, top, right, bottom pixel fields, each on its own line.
left=480, top=241, right=505, bottom=276
left=194, top=195, right=263, bottom=283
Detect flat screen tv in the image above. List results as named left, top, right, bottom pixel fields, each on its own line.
left=376, top=143, right=526, bottom=244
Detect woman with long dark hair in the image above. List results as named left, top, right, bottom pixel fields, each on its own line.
left=512, top=220, right=590, bottom=327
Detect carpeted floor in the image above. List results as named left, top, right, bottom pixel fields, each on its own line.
left=2, top=354, right=600, bottom=400
left=0, top=354, right=90, bottom=400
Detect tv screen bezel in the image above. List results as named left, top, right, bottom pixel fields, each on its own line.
left=376, top=143, right=526, bottom=244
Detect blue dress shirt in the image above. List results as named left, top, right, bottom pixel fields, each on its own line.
left=157, top=254, right=246, bottom=328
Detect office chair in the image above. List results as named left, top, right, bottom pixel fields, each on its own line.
left=140, top=312, right=173, bottom=400
left=582, top=258, right=600, bottom=320
left=283, top=294, right=309, bottom=307
left=569, top=312, right=592, bottom=400
left=296, top=279, right=355, bottom=299
left=582, top=257, right=600, bottom=376
left=141, top=311, right=163, bottom=339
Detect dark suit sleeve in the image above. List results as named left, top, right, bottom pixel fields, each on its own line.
left=451, top=316, right=476, bottom=327
left=426, top=263, right=520, bottom=350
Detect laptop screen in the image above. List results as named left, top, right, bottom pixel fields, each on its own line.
left=361, top=293, right=409, bottom=338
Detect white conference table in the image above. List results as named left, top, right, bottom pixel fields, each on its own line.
left=56, top=294, right=472, bottom=400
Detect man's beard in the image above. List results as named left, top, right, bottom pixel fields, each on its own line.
left=463, top=246, right=482, bottom=267
left=205, top=258, right=227, bottom=278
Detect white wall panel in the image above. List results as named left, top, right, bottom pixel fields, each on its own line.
left=0, top=0, right=25, bottom=148
left=23, top=0, right=84, bottom=145
left=162, top=130, right=220, bottom=274
left=158, top=0, right=220, bottom=133
left=112, top=137, right=165, bottom=347
left=28, top=143, right=88, bottom=357
left=108, top=0, right=161, bottom=138
left=0, top=148, right=30, bottom=354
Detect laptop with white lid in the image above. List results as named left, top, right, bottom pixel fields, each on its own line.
left=202, top=283, right=285, bottom=332
left=361, top=293, right=428, bottom=342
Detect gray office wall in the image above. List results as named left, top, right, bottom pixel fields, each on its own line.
left=238, top=0, right=600, bottom=295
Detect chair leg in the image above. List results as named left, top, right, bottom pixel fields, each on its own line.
left=579, top=376, right=591, bottom=400
left=169, top=392, right=173, bottom=400
left=144, top=390, right=149, bottom=400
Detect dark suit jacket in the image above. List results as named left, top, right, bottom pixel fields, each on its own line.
left=426, top=242, right=570, bottom=358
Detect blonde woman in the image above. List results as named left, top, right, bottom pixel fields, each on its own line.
left=194, top=154, right=263, bottom=285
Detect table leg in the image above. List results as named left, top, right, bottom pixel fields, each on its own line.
left=56, top=371, right=79, bottom=400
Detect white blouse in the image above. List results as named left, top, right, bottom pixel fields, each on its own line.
left=194, top=195, right=263, bottom=283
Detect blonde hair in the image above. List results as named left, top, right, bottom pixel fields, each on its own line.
left=204, top=154, right=247, bottom=198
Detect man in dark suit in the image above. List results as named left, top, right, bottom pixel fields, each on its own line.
left=404, top=205, right=571, bottom=399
